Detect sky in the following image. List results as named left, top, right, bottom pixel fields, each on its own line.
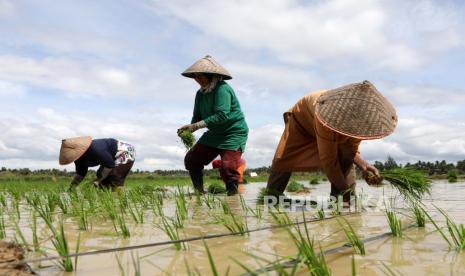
left=1, top=0, right=465, bottom=171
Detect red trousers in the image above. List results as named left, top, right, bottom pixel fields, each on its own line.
left=184, top=143, right=242, bottom=183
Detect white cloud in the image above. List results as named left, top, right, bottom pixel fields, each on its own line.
left=0, top=0, right=14, bottom=17
left=152, top=0, right=464, bottom=71
left=0, top=55, right=146, bottom=97
left=0, top=80, right=26, bottom=96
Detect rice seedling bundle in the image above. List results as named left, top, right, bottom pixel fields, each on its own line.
left=207, top=183, right=227, bottom=194
left=379, top=168, right=431, bottom=200
left=286, top=181, right=305, bottom=193
left=179, top=130, right=196, bottom=150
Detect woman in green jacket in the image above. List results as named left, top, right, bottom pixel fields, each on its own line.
left=178, top=55, right=248, bottom=195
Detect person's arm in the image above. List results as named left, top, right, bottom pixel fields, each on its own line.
left=69, top=163, right=88, bottom=190
left=93, top=167, right=113, bottom=186
left=92, top=141, right=115, bottom=185
left=354, top=152, right=382, bottom=185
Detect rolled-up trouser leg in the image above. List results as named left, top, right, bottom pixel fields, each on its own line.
left=219, top=149, right=242, bottom=195
left=101, top=160, right=135, bottom=188
left=266, top=171, right=292, bottom=196
left=184, top=144, right=219, bottom=193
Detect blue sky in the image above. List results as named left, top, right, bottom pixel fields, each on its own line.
left=1, top=0, right=465, bottom=170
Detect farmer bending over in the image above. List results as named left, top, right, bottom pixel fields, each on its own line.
left=178, top=55, right=248, bottom=196
left=266, top=81, right=397, bottom=203
left=59, top=136, right=136, bottom=190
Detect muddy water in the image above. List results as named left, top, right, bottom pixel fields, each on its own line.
left=21, top=181, right=465, bottom=275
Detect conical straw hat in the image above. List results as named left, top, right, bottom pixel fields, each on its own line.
left=59, top=136, right=92, bottom=165
left=181, top=55, right=232, bottom=80
left=315, top=81, right=397, bottom=140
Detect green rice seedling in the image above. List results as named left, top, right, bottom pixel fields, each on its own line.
left=31, top=211, right=40, bottom=252
left=221, top=200, right=231, bottom=215
left=175, top=196, right=188, bottom=221
left=337, top=218, right=365, bottom=255
left=203, top=240, right=219, bottom=276
left=150, top=193, right=164, bottom=217
left=12, top=198, right=21, bottom=220
left=317, top=207, right=325, bottom=220
left=115, top=254, right=126, bottom=276
left=208, top=182, right=227, bottom=194
left=230, top=213, right=249, bottom=236
left=179, top=130, right=196, bottom=150
left=0, top=192, right=6, bottom=207
left=233, top=252, right=304, bottom=276
left=45, top=192, right=60, bottom=214
left=159, top=216, right=185, bottom=250
left=380, top=168, right=431, bottom=200
left=118, top=191, right=130, bottom=211
left=424, top=205, right=465, bottom=251
left=239, top=195, right=248, bottom=212
left=12, top=215, right=29, bottom=251
left=49, top=220, right=74, bottom=271
left=310, top=178, right=319, bottom=185
left=203, top=194, right=220, bottom=209
left=131, top=251, right=142, bottom=276
left=127, top=201, right=144, bottom=224
left=57, top=193, right=70, bottom=215
left=285, top=214, right=331, bottom=276
left=411, top=202, right=426, bottom=227
left=386, top=209, right=403, bottom=238
left=78, top=200, right=90, bottom=230
left=256, top=187, right=268, bottom=205
left=101, top=190, right=118, bottom=223
left=74, top=233, right=81, bottom=271
left=351, top=254, right=356, bottom=276
left=248, top=204, right=264, bottom=220
left=286, top=180, right=305, bottom=192
left=116, top=208, right=131, bottom=238
left=269, top=208, right=293, bottom=227
left=0, top=209, right=6, bottom=239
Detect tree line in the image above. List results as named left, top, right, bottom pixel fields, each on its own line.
left=1, top=156, right=465, bottom=176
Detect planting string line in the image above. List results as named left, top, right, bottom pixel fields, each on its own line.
left=0, top=211, right=361, bottom=268
left=240, top=222, right=420, bottom=276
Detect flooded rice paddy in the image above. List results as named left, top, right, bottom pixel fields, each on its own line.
left=0, top=180, right=464, bottom=275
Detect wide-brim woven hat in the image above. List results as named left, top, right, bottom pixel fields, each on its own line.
left=181, top=55, right=232, bottom=80
left=59, top=136, right=92, bottom=165
left=315, top=81, right=397, bottom=140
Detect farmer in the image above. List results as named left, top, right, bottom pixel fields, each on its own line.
left=59, top=136, right=136, bottom=190
left=212, top=158, right=247, bottom=184
left=266, top=81, right=397, bottom=203
left=178, top=55, right=248, bottom=196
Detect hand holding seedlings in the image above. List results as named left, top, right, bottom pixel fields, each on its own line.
left=363, top=164, right=382, bottom=186
left=178, top=130, right=196, bottom=150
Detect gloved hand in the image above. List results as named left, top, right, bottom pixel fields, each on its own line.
left=363, top=164, right=383, bottom=186
left=177, top=120, right=207, bottom=136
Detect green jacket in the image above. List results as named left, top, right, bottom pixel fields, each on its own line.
left=191, top=81, right=248, bottom=151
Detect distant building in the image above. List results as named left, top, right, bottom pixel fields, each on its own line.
left=249, top=172, right=258, bottom=177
